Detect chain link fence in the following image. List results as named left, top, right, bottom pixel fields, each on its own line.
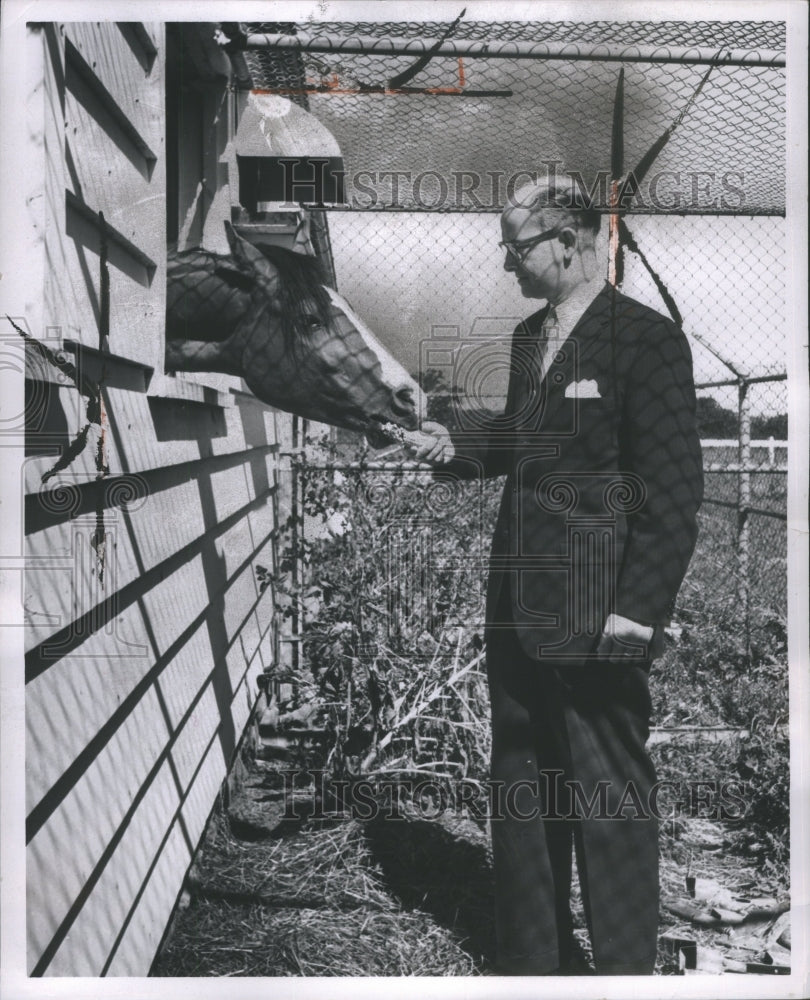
left=244, top=19, right=784, bottom=214
left=239, top=17, right=787, bottom=631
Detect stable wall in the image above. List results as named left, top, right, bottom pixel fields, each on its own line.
left=17, top=22, right=290, bottom=976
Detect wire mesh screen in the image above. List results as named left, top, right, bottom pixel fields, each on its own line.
left=240, top=22, right=312, bottom=110
left=244, top=19, right=785, bottom=215
left=241, top=18, right=787, bottom=627
left=685, top=503, right=787, bottom=612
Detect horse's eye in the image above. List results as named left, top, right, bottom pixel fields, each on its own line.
left=302, top=315, right=323, bottom=333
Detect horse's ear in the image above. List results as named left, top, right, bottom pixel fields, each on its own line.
left=224, top=222, right=280, bottom=286
left=214, top=264, right=255, bottom=292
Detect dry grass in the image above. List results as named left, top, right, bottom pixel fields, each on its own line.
left=156, top=900, right=479, bottom=977
left=153, top=803, right=495, bottom=977
left=187, top=812, right=395, bottom=913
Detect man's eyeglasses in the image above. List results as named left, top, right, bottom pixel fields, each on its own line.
left=498, top=228, right=560, bottom=264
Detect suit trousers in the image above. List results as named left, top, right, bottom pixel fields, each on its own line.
left=486, top=584, right=659, bottom=975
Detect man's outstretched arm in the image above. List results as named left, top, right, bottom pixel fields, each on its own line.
left=407, top=414, right=516, bottom=479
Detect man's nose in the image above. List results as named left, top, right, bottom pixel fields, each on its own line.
left=503, top=252, right=517, bottom=273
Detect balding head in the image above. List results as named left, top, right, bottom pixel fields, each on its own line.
left=500, top=174, right=603, bottom=301
left=505, top=176, right=601, bottom=251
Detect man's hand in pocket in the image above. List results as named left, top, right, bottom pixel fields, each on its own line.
left=596, top=613, right=655, bottom=662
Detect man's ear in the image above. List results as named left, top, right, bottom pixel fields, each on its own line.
left=558, top=227, right=577, bottom=268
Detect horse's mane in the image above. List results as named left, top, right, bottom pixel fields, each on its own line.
left=253, top=243, right=333, bottom=351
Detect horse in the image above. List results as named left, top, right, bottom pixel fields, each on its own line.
left=165, top=223, right=423, bottom=444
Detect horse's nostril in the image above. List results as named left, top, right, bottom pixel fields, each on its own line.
left=392, top=385, right=416, bottom=415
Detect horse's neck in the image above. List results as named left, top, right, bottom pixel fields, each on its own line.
left=165, top=337, right=243, bottom=376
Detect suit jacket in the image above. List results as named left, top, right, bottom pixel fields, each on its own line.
left=446, top=283, right=704, bottom=665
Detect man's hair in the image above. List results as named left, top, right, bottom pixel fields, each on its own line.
left=509, top=176, right=602, bottom=247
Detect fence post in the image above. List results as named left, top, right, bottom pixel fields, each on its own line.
left=738, top=379, right=751, bottom=653
left=291, top=415, right=303, bottom=672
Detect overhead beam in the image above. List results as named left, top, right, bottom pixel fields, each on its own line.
left=239, top=32, right=785, bottom=68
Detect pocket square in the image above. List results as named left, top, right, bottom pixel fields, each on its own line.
left=565, top=379, right=601, bottom=399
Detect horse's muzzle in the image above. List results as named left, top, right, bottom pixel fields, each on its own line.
left=389, top=384, right=422, bottom=428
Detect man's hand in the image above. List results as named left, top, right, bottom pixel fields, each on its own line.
left=403, top=420, right=455, bottom=465
left=596, top=613, right=655, bottom=662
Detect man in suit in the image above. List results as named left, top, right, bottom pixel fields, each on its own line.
left=413, top=177, right=703, bottom=975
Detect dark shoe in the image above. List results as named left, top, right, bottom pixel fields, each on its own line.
left=558, top=937, right=595, bottom=976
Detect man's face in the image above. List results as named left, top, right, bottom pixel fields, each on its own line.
left=500, top=206, right=566, bottom=301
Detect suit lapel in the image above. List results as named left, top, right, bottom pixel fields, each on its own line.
left=503, top=305, right=550, bottom=418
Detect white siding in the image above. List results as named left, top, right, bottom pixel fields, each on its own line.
left=23, top=22, right=288, bottom=976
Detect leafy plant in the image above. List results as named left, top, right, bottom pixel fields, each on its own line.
left=265, top=433, right=497, bottom=784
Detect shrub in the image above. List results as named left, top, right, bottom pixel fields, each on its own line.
left=267, top=435, right=498, bottom=783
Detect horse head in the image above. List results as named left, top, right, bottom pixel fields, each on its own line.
left=165, top=223, right=424, bottom=442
